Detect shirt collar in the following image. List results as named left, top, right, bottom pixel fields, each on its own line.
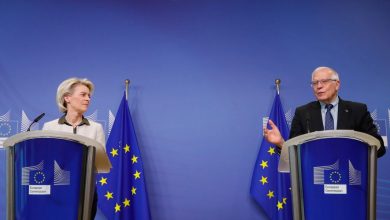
left=58, top=114, right=90, bottom=126
left=319, top=96, right=339, bottom=109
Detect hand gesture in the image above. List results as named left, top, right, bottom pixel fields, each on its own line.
left=263, top=119, right=285, bottom=149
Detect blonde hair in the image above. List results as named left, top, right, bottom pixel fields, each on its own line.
left=56, top=77, right=94, bottom=113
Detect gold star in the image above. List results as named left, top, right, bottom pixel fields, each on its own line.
left=114, top=203, right=121, bottom=213
left=99, top=177, right=107, bottom=186
left=260, top=176, right=268, bottom=185
left=266, top=190, right=274, bottom=199
left=123, top=198, right=130, bottom=207
left=277, top=201, right=284, bottom=210
left=282, top=197, right=287, bottom=204
left=268, top=147, right=275, bottom=156
left=260, top=160, right=268, bottom=169
left=110, top=148, right=119, bottom=157
left=133, top=170, right=141, bottom=179
left=131, top=155, right=139, bottom=164
left=123, top=144, right=130, bottom=153
left=105, top=191, right=113, bottom=200
left=131, top=186, right=137, bottom=195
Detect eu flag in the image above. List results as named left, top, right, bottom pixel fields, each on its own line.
left=97, top=94, right=151, bottom=220
left=250, top=93, right=292, bottom=220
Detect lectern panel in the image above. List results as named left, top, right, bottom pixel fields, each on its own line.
left=13, top=138, right=87, bottom=219
left=299, top=138, right=368, bottom=220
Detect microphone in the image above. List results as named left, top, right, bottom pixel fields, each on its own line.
left=305, top=112, right=311, bottom=133
left=27, top=113, right=45, bottom=131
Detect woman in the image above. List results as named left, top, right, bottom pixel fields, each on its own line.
left=43, top=77, right=105, bottom=219
left=43, top=77, right=105, bottom=146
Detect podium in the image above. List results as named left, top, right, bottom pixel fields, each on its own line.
left=278, top=130, right=382, bottom=220
left=3, top=130, right=112, bottom=220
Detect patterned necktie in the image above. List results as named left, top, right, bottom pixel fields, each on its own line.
left=325, top=104, right=334, bottom=130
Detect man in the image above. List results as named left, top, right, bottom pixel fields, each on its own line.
left=264, top=66, right=386, bottom=157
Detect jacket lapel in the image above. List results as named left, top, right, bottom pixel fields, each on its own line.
left=310, top=101, right=324, bottom=131
left=337, top=98, right=350, bottom=129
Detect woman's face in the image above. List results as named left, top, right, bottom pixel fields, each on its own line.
left=64, top=84, right=91, bottom=114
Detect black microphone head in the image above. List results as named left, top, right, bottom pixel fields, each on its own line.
left=27, top=113, right=46, bottom=131
left=34, top=113, right=45, bottom=122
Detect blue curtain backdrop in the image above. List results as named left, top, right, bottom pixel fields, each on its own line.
left=0, top=1, right=390, bottom=220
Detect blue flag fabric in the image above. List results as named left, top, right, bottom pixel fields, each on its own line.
left=97, top=94, right=151, bottom=220
left=250, top=93, right=293, bottom=220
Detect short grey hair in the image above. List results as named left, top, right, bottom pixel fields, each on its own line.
left=311, top=66, right=340, bottom=81
left=56, top=77, right=94, bottom=113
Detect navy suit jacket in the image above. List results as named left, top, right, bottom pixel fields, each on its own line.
left=289, top=97, right=386, bottom=157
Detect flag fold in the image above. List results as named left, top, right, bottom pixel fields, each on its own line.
left=250, top=93, right=293, bottom=220
left=97, top=93, right=151, bottom=220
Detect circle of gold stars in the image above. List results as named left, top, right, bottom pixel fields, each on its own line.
left=101, top=143, right=146, bottom=214
left=0, top=123, right=11, bottom=136
left=33, top=171, right=45, bottom=184
left=329, top=171, right=342, bottom=183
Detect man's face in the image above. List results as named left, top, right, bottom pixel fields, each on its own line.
left=312, top=69, right=340, bottom=104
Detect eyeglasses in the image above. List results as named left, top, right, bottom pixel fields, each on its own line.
left=311, top=78, right=337, bottom=87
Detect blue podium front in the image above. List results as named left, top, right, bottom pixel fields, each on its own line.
left=3, top=131, right=111, bottom=220
left=279, top=130, right=381, bottom=220
left=299, top=138, right=369, bottom=220
left=13, top=138, right=87, bottom=219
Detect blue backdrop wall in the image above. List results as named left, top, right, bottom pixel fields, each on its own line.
left=1, top=1, right=390, bottom=219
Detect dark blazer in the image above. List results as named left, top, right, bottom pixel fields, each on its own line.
left=290, top=97, right=386, bottom=157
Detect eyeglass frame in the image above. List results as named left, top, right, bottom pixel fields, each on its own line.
left=310, top=78, right=338, bottom=87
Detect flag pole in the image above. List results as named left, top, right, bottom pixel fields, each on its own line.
left=275, top=79, right=281, bottom=95
left=125, top=79, right=130, bottom=100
